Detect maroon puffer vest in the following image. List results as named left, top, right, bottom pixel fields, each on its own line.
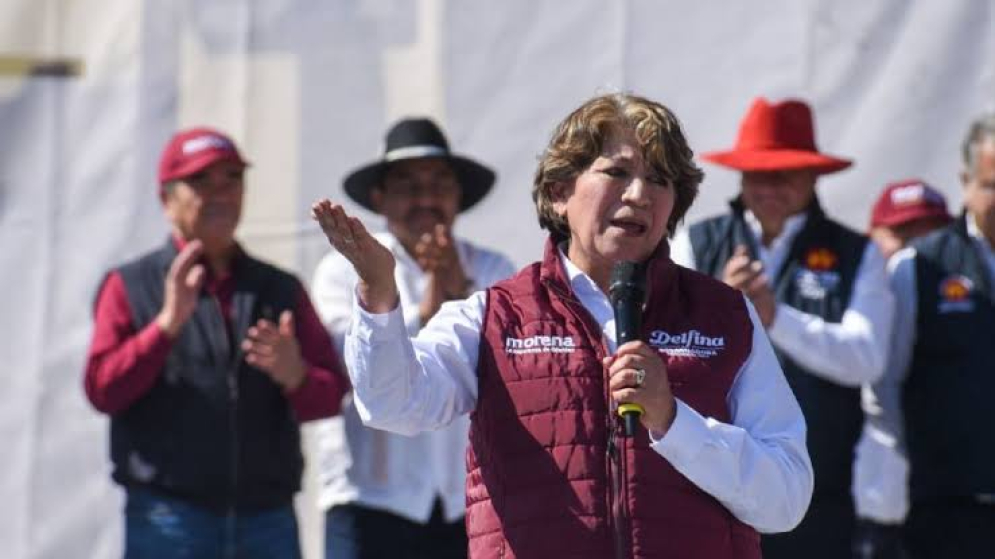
left=466, top=238, right=761, bottom=559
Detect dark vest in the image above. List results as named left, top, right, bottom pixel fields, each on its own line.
left=905, top=216, right=995, bottom=501
left=111, top=240, right=304, bottom=511
left=689, top=199, right=867, bottom=498
left=467, top=238, right=760, bottom=559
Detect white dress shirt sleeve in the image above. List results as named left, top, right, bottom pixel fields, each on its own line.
left=855, top=248, right=917, bottom=522
left=767, top=242, right=895, bottom=386
left=345, top=291, right=485, bottom=436
left=652, top=297, right=814, bottom=533
left=669, top=227, right=697, bottom=269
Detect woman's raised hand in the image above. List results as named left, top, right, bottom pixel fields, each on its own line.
left=311, top=199, right=399, bottom=313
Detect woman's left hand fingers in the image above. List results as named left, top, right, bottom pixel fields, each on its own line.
left=605, top=342, right=677, bottom=434
left=608, top=362, right=650, bottom=391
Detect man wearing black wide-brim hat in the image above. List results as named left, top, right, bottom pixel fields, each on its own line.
left=310, top=118, right=515, bottom=558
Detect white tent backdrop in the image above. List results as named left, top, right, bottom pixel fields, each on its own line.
left=0, top=1, right=991, bottom=557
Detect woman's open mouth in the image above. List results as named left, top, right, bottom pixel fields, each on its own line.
left=609, top=218, right=647, bottom=236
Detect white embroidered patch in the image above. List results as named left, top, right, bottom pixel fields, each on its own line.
left=504, top=335, right=577, bottom=355
left=794, top=269, right=841, bottom=301
left=128, top=451, right=157, bottom=482
left=182, top=134, right=232, bottom=154
left=648, top=330, right=725, bottom=358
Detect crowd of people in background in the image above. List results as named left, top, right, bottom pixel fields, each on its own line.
left=82, top=93, right=995, bottom=558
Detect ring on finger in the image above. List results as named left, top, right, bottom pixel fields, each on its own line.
left=634, top=368, right=646, bottom=387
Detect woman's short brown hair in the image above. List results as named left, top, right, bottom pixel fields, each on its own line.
left=532, top=93, right=704, bottom=242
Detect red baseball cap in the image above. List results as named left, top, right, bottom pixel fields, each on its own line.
left=869, top=178, right=953, bottom=229
left=157, top=127, right=249, bottom=185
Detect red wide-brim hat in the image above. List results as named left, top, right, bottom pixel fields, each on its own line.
left=702, top=98, right=852, bottom=175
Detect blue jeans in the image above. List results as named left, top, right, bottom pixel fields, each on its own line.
left=124, top=487, right=301, bottom=559
left=325, top=501, right=467, bottom=559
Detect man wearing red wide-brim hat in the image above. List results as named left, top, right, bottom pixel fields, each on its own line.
left=671, top=98, right=895, bottom=559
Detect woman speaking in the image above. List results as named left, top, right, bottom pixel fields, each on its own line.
left=312, top=93, right=813, bottom=558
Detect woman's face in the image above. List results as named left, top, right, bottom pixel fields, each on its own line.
left=552, top=131, right=675, bottom=284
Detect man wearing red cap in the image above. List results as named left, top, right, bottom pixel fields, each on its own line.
left=853, top=179, right=952, bottom=559
left=867, top=179, right=954, bottom=260
left=84, top=127, right=348, bottom=557
left=672, top=98, right=895, bottom=559
left=866, top=113, right=995, bottom=558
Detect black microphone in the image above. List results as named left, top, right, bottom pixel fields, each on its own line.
left=609, top=260, right=647, bottom=437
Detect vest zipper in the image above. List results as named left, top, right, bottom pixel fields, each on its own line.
left=606, top=342, right=631, bottom=559
left=597, top=310, right=631, bottom=559
left=544, top=278, right=633, bottom=557
left=608, top=420, right=630, bottom=559
left=599, top=323, right=632, bottom=559
left=227, top=363, right=239, bottom=539
left=210, top=296, right=240, bottom=527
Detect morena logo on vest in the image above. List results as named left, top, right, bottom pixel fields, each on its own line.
left=648, top=329, right=725, bottom=358
left=504, top=335, right=577, bottom=355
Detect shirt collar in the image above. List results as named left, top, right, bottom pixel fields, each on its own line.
left=556, top=242, right=607, bottom=303
left=169, top=234, right=241, bottom=284
left=967, top=211, right=994, bottom=253
left=381, top=232, right=415, bottom=269
left=744, top=210, right=808, bottom=248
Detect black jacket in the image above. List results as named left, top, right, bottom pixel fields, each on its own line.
left=905, top=215, right=995, bottom=500
left=111, top=240, right=307, bottom=512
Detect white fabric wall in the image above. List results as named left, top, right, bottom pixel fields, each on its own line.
left=0, top=1, right=991, bottom=557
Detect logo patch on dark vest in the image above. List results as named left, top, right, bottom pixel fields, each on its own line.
left=795, top=247, right=841, bottom=300
left=938, top=274, right=974, bottom=313
left=648, top=330, right=725, bottom=358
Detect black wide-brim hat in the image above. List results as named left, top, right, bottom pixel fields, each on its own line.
left=344, top=118, right=496, bottom=213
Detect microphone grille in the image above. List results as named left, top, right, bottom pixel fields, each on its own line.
left=609, top=261, right=647, bottom=302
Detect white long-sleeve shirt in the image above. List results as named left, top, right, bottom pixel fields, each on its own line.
left=859, top=215, right=995, bottom=522
left=671, top=211, right=895, bottom=387
left=345, top=249, right=814, bottom=533
left=310, top=231, right=516, bottom=524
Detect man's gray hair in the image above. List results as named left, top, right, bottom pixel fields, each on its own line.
left=962, top=112, right=995, bottom=173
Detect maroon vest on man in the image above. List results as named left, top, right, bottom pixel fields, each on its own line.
left=466, top=238, right=761, bottom=559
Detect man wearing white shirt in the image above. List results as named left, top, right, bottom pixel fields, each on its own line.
left=671, top=98, right=894, bottom=559
left=868, top=113, right=995, bottom=558
left=852, top=179, right=952, bottom=559
left=311, top=118, right=515, bottom=559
